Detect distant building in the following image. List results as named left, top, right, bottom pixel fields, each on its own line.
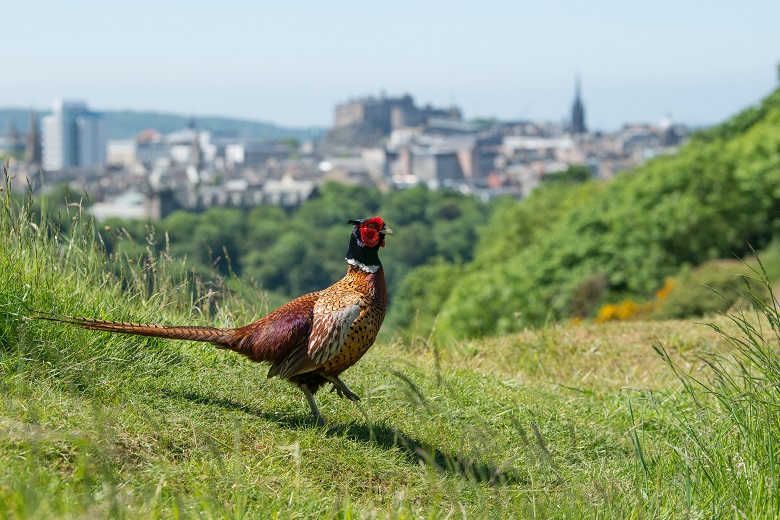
left=90, top=189, right=149, bottom=221
left=135, top=130, right=170, bottom=165
left=76, top=112, right=108, bottom=168
left=106, top=140, right=137, bottom=167
left=141, top=173, right=319, bottom=220
left=410, top=146, right=466, bottom=188
left=224, top=141, right=295, bottom=169
left=571, top=76, right=587, bottom=134
left=329, top=93, right=461, bottom=146
left=41, top=99, right=107, bottom=171
left=25, top=110, right=41, bottom=165
left=42, top=100, right=85, bottom=170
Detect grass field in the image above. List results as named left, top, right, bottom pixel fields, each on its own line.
left=1, top=178, right=779, bottom=518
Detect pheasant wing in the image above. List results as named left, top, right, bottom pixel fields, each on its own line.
left=308, top=293, right=362, bottom=364
left=269, top=290, right=362, bottom=379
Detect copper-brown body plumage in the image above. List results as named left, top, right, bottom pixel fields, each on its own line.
left=37, top=217, right=393, bottom=425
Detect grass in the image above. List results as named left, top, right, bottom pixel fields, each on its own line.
left=1, top=169, right=779, bottom=517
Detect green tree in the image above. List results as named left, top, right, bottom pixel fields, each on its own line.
left=389, top=259, right=463, bottom=335
left=541, top=165, right=592, bottom=185
left=378, top=185, right=430, bottom=226
left=190, top=207, right=246, bottom=276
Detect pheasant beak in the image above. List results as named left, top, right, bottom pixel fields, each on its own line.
left=379, top=225, right=393, bottom=247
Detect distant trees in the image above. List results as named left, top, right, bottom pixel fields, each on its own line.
left=541, top=165, right=592, bottom=185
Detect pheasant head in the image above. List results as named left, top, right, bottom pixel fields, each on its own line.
left=345, top=216, right=393, bottom=273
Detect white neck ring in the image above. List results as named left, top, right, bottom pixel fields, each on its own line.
left=346, top=258, right=380, bottom=273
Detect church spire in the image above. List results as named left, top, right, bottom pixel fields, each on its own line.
left=571, top=74, right=587, bottom=134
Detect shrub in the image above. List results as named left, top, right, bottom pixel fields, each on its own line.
left=595, top=299, right=650, bottom=323
left=653, top=249, right=780, bottom=320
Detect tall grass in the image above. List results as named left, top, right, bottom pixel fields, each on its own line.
left=652, top=251, right=780, bottom=518
left=0, top=166, right=272, bottom=517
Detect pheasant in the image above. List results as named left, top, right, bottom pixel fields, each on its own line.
left=37, top=216, right=393, bottom=425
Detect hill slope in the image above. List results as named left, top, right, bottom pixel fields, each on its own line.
left=0, top=107, right=324, bottom=140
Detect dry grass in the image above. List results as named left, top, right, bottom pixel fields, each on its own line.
left=431, top=317, right=738, bottom=394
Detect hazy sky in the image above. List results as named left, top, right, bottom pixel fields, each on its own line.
left=4, top=1, right=779, bottom=130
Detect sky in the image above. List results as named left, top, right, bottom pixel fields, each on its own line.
left=4, top=1, right=779, bottom=130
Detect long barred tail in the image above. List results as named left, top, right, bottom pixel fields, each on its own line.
left=33, top=311, right=237, bottom=345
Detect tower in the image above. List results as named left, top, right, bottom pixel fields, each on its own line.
left=76, top=112, right=108, bottom=168
left=41, top=99, right=106, bottom=171
left=25, top=110, right=42, bottom=165
left=571, top=75, right=587, bottom=135
left=189, top=118, right=202, bottom=170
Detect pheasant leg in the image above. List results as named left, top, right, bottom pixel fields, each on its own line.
left=300, top=383, right=325, bottom=426
left=325, top=375, right=361, bottom=402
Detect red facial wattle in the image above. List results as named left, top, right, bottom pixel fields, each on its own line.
left=359, top=216, right=385, bottom=248
left=360, top=227, right=380, bottom=247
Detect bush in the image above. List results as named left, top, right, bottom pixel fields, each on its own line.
left=595, top=299, right=654, bottom=323
left=652, top=260, right=748, bottom=319
left=654, top=248, right=780, bottom=320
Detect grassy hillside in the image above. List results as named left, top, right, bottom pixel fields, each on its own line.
left=3, top=171, right=780, bottom=517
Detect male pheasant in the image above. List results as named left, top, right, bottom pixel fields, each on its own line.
left=37, top=216, right=393, bottom=425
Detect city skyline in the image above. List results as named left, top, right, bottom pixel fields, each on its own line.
left=4, top=1, right=779, bottom=130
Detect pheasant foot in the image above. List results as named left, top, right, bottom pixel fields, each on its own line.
left=325, top=375, right=361, bottom=401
